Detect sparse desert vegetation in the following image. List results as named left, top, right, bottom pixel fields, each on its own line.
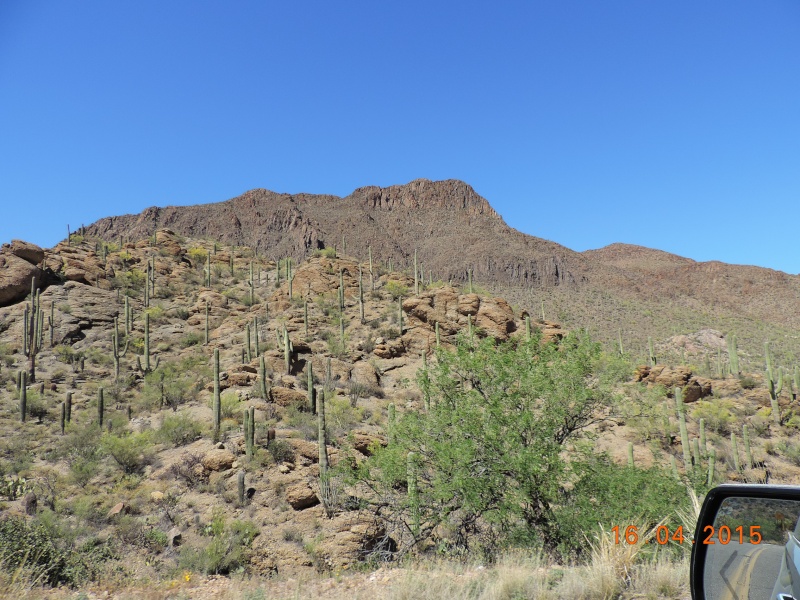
left=1, top=223, right=799, bottom=599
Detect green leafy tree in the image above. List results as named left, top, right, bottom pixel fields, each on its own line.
left=351, top=330, right=623, bottom=558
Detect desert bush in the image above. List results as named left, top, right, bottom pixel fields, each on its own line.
left=327, top=393, right=363, bottom=436
left=181, top=331, right=204, bottom=347
left=167, top=452, right=206, bottom=488
left=157, top=413, right=204, bottom=447
left=267, top=439, right=296, bottom=464
left=179, top=511, right=258, bottom=575
left=352, top=331, right=628, bottom=559
left=58, top=424, right=102, bottom=485
left=555, top=458, right=688, bottom=561
left=0, top=514, right=112, bottom=587
left=100, top=432, right=155, bottom=475
left=778, top=440, right=800, bottom=466
left=284, top=404, right=318, bottom=440
left=691, top=399, right=736, bottom=434
left=739, top=375, right=757, bottom=389
left=187, top=247, right=208, bottom=265
left=385, top=281, right=408, bottom=300
left=313, top=247, right=337, bottom=259
left=24, top=389, right=49, bottom=423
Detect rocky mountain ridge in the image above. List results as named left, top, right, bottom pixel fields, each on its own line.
left=78, top=179, right=800, bottom=367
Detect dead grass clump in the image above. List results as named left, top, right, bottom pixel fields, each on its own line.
left=628, top=555, right=689, bottom=599
left=384, top=552, right=551, bottom=600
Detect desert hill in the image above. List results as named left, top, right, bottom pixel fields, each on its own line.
left=81, top=179, right=800, bottom=369
left=1, top=228, right=800, bottom=597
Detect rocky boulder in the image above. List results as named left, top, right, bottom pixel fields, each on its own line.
left=201, top=449, right=235, bottom=472
left=635, top=365, right=713, bottom=403
left=7, top=240, right=45, bottom=265
left=285, top=482, right=319, bottom=510
left=270, top=386, right=307, bottom=407
left=0, top=251, right=42, bottom=307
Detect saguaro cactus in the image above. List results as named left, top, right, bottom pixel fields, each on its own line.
left=707, top=447, right=716, bottom=486
left=243, top=407, right=255, bottom=458
left=766, top=342, right=783, bottom=426
left=413, top=250, right=419, bottom=295
left=398, top=297, right=403, bottom=334
left=23, top=278, right=41, bottom=383
left=258, top=356, right=269, bottom=399
left=246, top=323, right=252, bottom=363
left=368, top=246, right=374, bottom=291
left=730, top=432, right=741, bottom=472
left=728, top=334, right=739, bottom=376
left=249, top=262, right=255, bottom=305
left=318, top=388, right=332, bottom=516
left=213, top=348, right=221, bottom=443
left=283, top=328, right=293, bottom=374
left=97, top=388, right=105, bottom=427
left=205, top=302, right=210, bottom=346
left=307, top=363, right=315, bottom=413
left=358, top=266, right=365, bottom=324
left=676, top=388, right=691, bottom=474
left=137, top=312, right=159, bottom=374
left=237, top=470, right=246, bottom=505
left=743, top=424, right=753, bottom=470
left=699, top=418, right=706, bottom=458
left=648, top=337, right=656, bottom=367
left=19, top=372, right=27, bottom=423
left=112, top=316, right=129, bottom=382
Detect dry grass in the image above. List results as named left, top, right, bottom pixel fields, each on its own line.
left=0, top=551, right=692, bottom=600
left=628, top=555, right=690, bottom=599
left=383, top=552, right=552, bottom=600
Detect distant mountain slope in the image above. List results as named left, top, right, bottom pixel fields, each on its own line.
left=85, top=179, right=800, bottom=365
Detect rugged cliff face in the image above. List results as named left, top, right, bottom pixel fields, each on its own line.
left=84, top=179, right=585, bottom=292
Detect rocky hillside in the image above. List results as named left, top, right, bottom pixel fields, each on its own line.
left=80, top=179, right=800, bottom=368
left=2, top=229, right=800, bottom=595
left=0, top=230, right=565, bottom=581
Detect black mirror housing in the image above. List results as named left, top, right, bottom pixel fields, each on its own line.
left=692, top=484, right=800, bottom=600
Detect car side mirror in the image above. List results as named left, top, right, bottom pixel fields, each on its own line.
left=692, top=484, right=800, bottom=600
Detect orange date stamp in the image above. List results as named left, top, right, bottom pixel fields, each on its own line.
left=611, top=525, right=763, bottom=545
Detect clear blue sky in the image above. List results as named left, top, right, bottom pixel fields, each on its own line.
left=1, top=1, right=798, bottom=273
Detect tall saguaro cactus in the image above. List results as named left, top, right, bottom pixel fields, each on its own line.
left=358, top=266, right=365, bottom=324
left=283, top=328, right=293, bottom=374
left=112, top=316, right=129, bottom=382
left=137, top=312, right=159, bottom=374
left=19, top=371, right=27, bottom=423
left=765, top=342, right=783, bottom=426
left=213, top=348, right=221, bottom=443
left=23, top=278, right=42, bottom=383
left=318, top=388, right=332, bottom=516
left=368, top=246, right=374, bottom=291
left=727, top=334, right=739, bottom=377
left=676, top=388, right=691, bottom=474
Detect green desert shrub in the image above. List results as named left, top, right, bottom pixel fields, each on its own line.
left=691, top=400, right=736, bottom=435
left=157, top=413, right=204, bottom=447
left=0, top=514, right=113, bottom=587
left=179, top=512, right=258, bottom=575
left=100, top=432, right=155, bottom=475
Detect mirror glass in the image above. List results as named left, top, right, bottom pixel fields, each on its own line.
left=703, top=497, right=800, bottom=600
